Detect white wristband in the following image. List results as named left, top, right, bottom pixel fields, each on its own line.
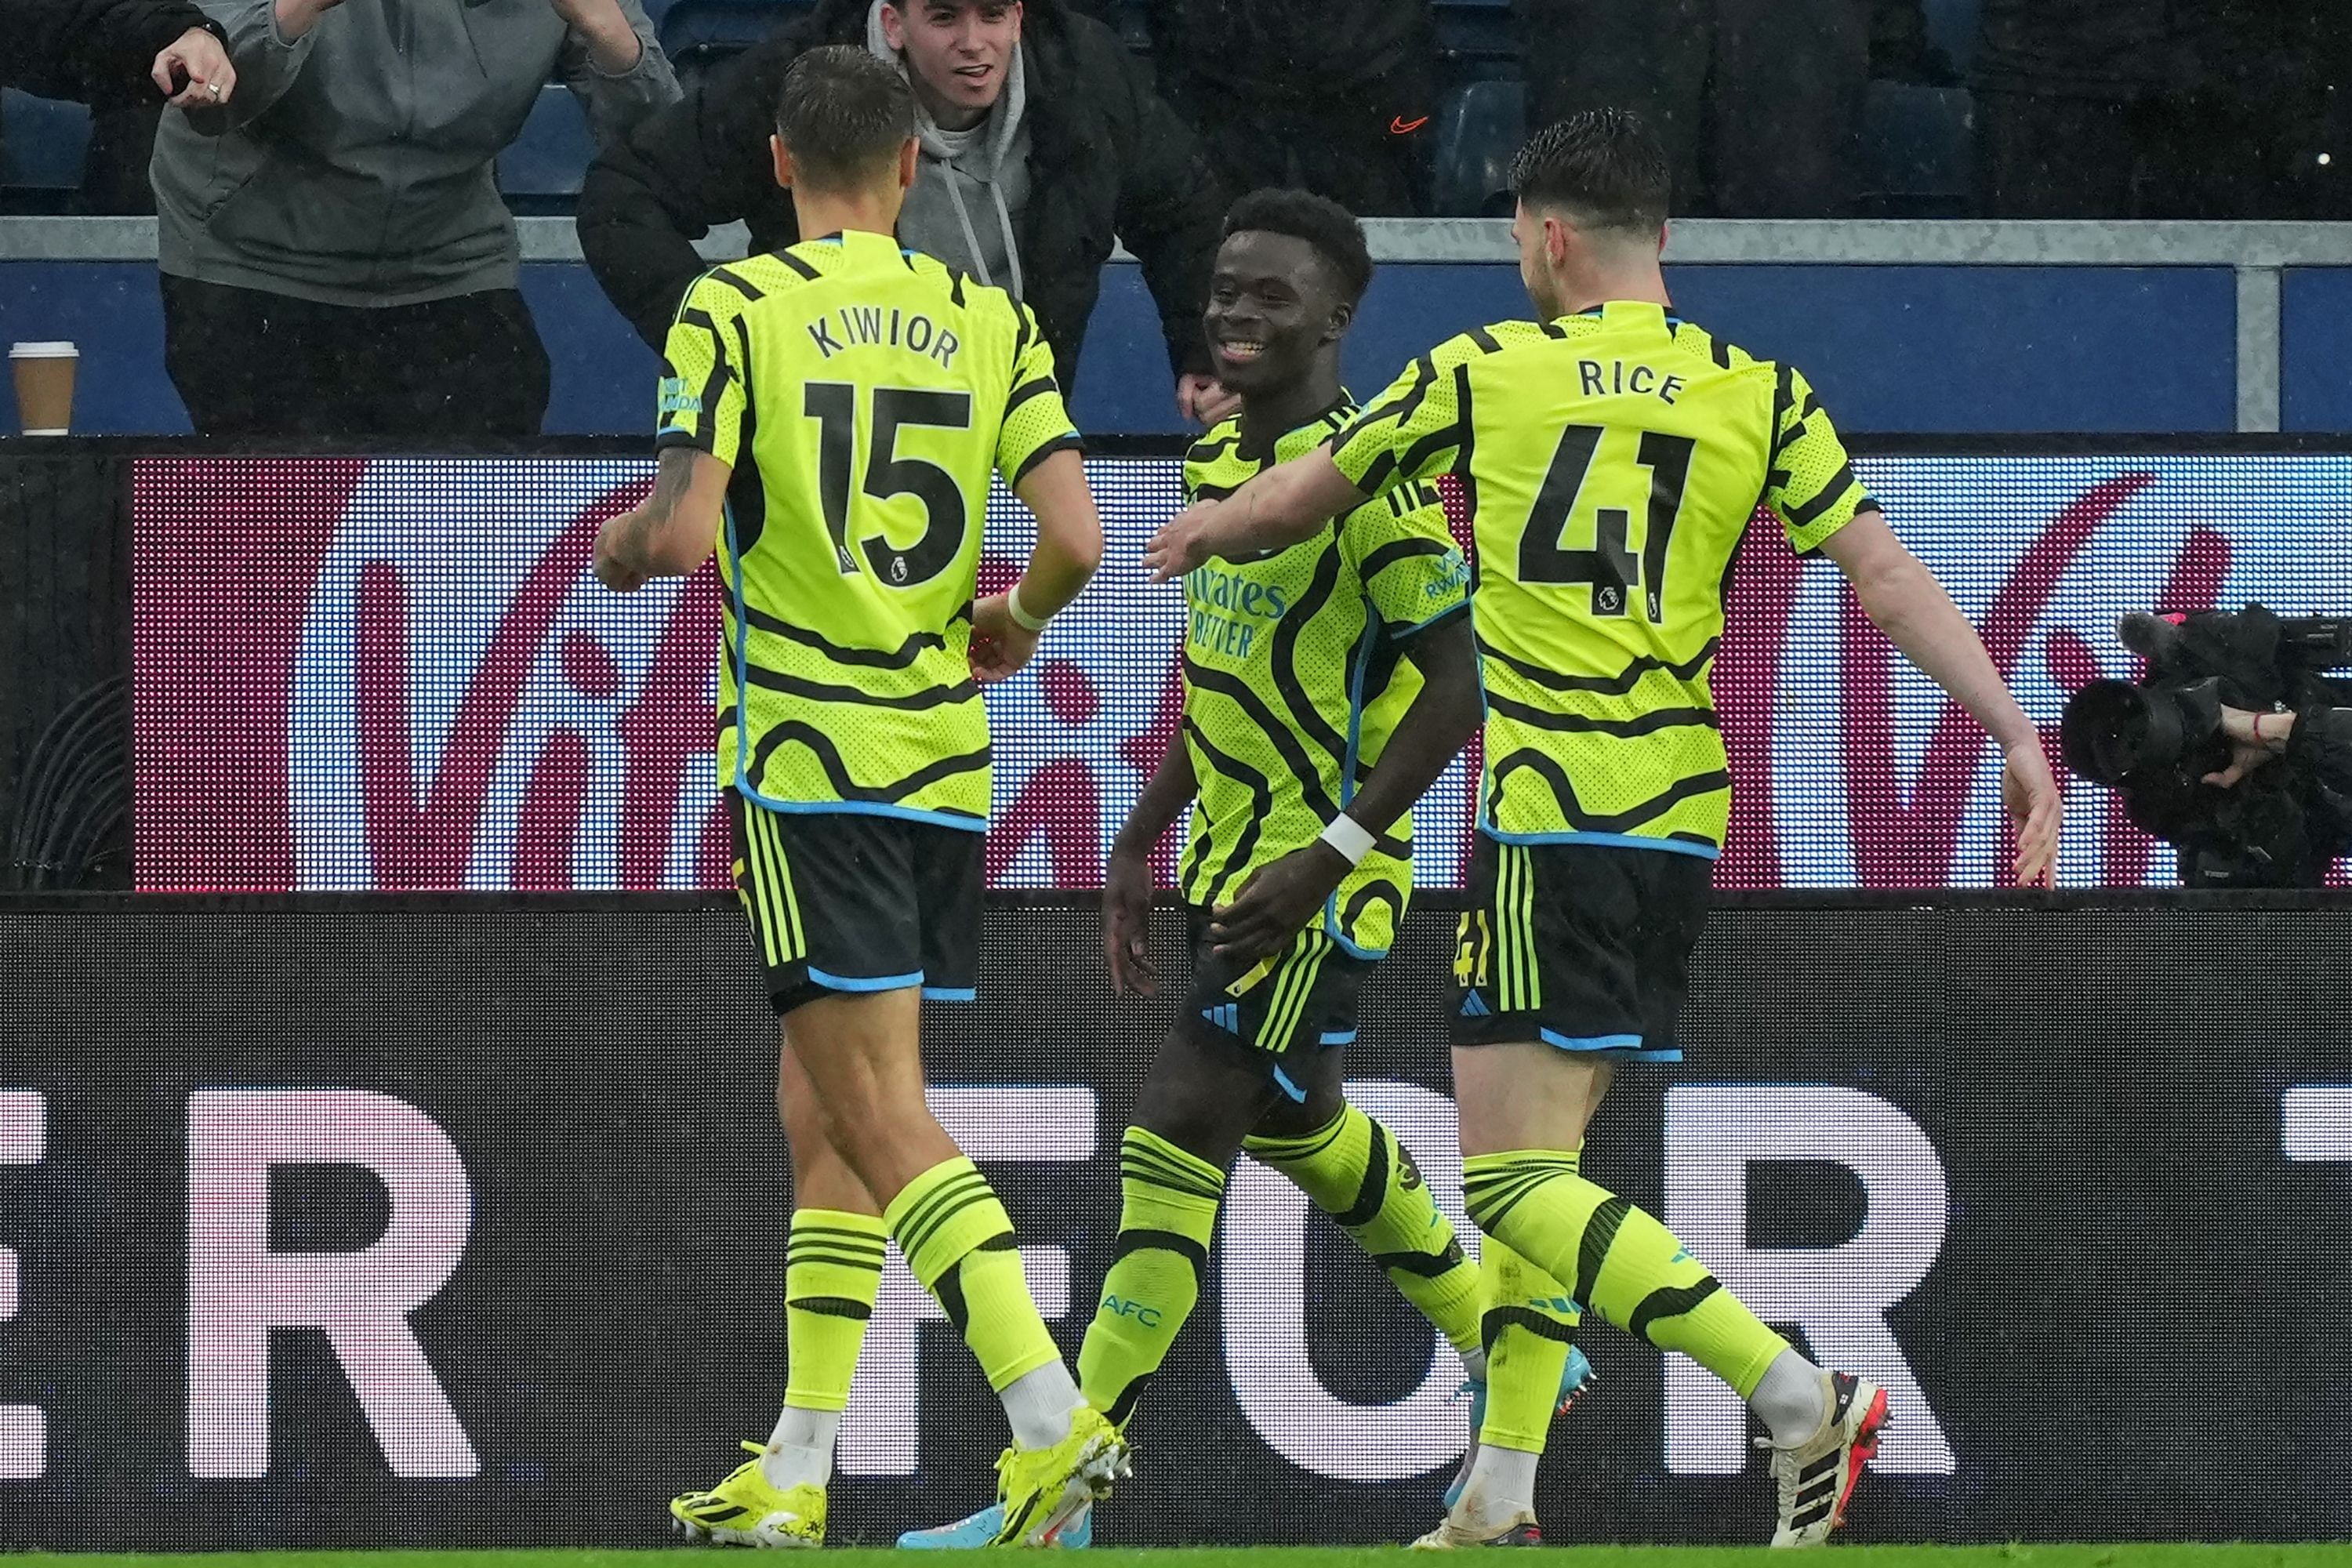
left=1005, top=581, right=1051, bottom=632
left=1318, top=814, right=1376, bottom=867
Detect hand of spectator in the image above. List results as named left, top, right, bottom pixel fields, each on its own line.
left=2203, top=706, right=2295, bottom=789
left=152, top=27, right=234, bottom=106
left=1176, top=372, right=1240, bottom=427
left=273, top=0, right=346, bottom=43
left=549, top=0, right=645, bottom=74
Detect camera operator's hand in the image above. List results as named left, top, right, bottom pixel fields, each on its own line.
left=2204, top=706, right=2295, bottom=789
left=2002, top=742, right=2063, bottom=887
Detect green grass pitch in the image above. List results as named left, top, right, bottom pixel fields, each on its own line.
left=4, top=1548, right=2343, bottom=1566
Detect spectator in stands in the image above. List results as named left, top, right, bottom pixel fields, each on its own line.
left=5, top=0, right=234, bottom=106
left=579, top=0, right=1235, bottom=425
left=1511, top=0, right=1870, bottom=217
left=1143, top=0, right=1438, bottom=216
left=149, top=0, right=679, bottom=438
left=1975, top=0, right=2343, bottom=219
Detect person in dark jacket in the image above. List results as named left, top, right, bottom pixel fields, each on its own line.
left=578, top=0, right=1236, bottom=424
left=1144, top=0, right=1438, bottom=216
left=1975, top=0, right=2341, bottom=218
left=1511, top=0, right=1870, bottom=217
left=4, top=0, right=234, bottom=106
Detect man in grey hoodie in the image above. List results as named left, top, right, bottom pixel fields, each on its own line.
left=151, top=0, right=677, bottom=437
left=579, top=0, right=1234, bottom=427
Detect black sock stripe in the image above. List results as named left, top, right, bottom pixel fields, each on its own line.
left=1625, top=1276, right=1721, bottom=1344
left=1465, top=1171, right=1558, bottom=1236
left=786, top=1248, right=890, bottom=1272
left=1791, top=1501, right=1837, bottom=1529
left=1120, top=1170, right=1226, bottom=1205
left=787, top=1240, right=887, bottom=1261
left=1573, top=1195, right=1633, bottom=1312
left=891, top=1171, right=993, bottom=1255
left=896, top=1186, right=1002, bottom=1267
left=1243, top=1108, right=1351, bottom=1163
left=790, top=1222, right=890, bottom=1244
left=1334, top=1120, right=1392, bottom=1227
left=1112, top=1225, right=1210, bottom=1287
left=1481, top=1305, right=1580, bottom=1353
left=1372, top=1247, right=1467, bottom=1279
left=1796, top=1475, right=1839, bottom=1503
left=786, top=1295, right=874, bottom=1320
left=1120, top=1144, right=1225, bottom=1184
left=970, top=1232, right=1020, bottom=1252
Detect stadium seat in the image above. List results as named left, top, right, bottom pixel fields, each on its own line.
left=499, top=85, right=596, bottom=209
left=659, top=0, right=804, bottom=77
left=1857, top=81, right=1974, bottom=218
left=1432, top=0, right=1515, bottom=75
left=1923, top=0, right=1981, bottom=74
left=0, top=89, right=93, bottom=192
left=1428, top=77, right=1524, bottom=217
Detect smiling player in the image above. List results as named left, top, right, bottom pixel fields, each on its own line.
left=903, top=189, right=1584, bottom=1549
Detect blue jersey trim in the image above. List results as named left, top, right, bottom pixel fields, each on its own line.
left=1318, top=1028, right=1358, bottom=1047
left=1272, top=1064, right=1308, bottom=1102
left=809, top=966, right=924, bottom=993
left=1480, top=826, right=1721, bottom=860
left=725, top=503, right=752, bottom=793
left=1388, top=596, right=1472, bottom=642
left=1323, top=927, right=1387, bottom=961
left=740, top=794, right=990, bottom=832
left=1539, top=1028, right=1643, bottom=1051
left=920, top=985, right=978, bottom=1003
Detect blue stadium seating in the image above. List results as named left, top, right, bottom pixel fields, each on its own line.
left=1859, top=81, right=1973, bottom=217
left=499, top=85, right=597, bottom=208
left=1, top=90, right=92, bottom=193
left=1923, top=0, right=1980, bottom=74
left=659, top=0, right=804, bottom=75
left=1428, top=77, right=1523, bottom=217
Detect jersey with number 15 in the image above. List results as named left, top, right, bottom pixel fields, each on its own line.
left=1326, top=299, right=1871, bottom=858
left=655, top=229, right=1083, bottom=828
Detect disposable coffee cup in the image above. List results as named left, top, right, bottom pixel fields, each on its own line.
left=11, top=342, right=78, bottom=436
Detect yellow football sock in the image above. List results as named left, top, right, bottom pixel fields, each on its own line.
left=885, top=1156, right=1061, bottom=1393
left=1078, top=1127, right=1225, bottom=1424
left=783, top=1207, right=886, bottom=1414
left=1463, top=1149, right=1788, bottom=1399
left=1247, top=1105, right=1483, bottom=1358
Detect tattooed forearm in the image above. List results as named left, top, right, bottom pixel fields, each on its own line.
left=608, top=446, right=698, bottom=575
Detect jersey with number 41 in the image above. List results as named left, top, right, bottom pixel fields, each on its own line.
left=1326, top=299, right=1871, bottom=857
left=655, top=229, right=1082, bottom=828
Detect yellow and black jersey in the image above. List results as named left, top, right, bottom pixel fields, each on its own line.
left=656, top=228, right=1082, bottom=829
left=1179, top=398, right=1470, bottom=957
left=1327, top=300, right=1871, bottom=856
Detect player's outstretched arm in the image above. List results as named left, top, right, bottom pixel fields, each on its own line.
left=1104, top=737, right=1197, bottom=997
left=1143, top=447, right=1366, bottom=583
left=594, top=445, right=728, bottom=590
left=1822, top=507, right=2063, bottom=887
left=1208, top=611, right=1481, bottom=963
left=971, top=448, right=1105, bottom=682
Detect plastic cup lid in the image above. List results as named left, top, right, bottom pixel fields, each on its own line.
left=9, top=341, right=79, bottom=358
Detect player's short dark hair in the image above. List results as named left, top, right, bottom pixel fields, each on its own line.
left=1508, top=108, right=1672, bottom=234
left=1221, top=187, right=1374, bottom=305
left=775, top=45, right=916, bottom=191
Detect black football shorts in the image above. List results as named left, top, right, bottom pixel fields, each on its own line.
left=727, top=789, right=983, bottom=1015
left=1450, top=836, right=1712, bottom=1063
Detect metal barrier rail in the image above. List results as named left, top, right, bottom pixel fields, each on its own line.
left=5, top=215, right=2345, bottom=430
